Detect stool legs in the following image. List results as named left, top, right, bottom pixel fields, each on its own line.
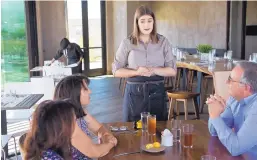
left=168, top=98, right=176, bottom=120
left=175, top=100, right=180, bottom=119
left=183, top=100, right=188, bottom=120
left=193, top=97, right=200, bottom=119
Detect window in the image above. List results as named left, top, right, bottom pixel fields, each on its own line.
left=1, top=0, right=29, bottom=88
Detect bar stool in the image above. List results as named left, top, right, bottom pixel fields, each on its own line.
left=167, top=91, right=200, bottom=120
left=200, top=75, right=214, bottom=113
left=119, top=78, right=126, bottom=96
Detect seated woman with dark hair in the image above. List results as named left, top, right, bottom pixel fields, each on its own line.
left=53, top=74, right=117, bottom=158
left=23, top=100, right=116, bottom=160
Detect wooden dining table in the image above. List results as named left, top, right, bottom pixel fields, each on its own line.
left=176, top=55, right=235, bottom=75
left=100, top=120, right=254, bottom=160
left=175, top=55, right=239, bottom=104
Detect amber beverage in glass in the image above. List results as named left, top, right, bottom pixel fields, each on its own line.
left=147, top=115, right=156, bottom=135
left=182, top=124, right=194, bottom=148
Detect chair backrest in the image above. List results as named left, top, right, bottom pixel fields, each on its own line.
left=213, top=71, right=231, bottom=101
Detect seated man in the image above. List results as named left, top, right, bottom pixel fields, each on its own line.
left=207, top=61, right=257, bottom=156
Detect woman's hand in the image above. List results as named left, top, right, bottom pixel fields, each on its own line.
left=100, top=134, right=117, bottom=146
left=147, top=67, right=176, bottom=77
left=137, top=67, right=153, bottom=77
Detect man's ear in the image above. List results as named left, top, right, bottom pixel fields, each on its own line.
left=245, top=84, right=252, bottom=93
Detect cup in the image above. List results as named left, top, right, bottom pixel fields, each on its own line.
left=201, top=155, right=216, bottom=160
left=182, top=124, right=194, bottom=148
left=171, top=120, right=182, bottom=143
left=147, top=114, right=156, bottom=135
left=227, top=50, right=233, bottom=61
left=223, top=52, right=227, bottom=59
left=249, top=55, right=253, bottom=62
left=141, top=112, right=150, bottom=131
left=253, top=53, right=257, bottom=63
left=140, top=131, right=149, bottom=146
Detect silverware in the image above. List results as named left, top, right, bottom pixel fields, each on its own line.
left=113, top=151, right=141, bottom=158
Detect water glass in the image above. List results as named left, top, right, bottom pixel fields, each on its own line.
left=253, top=53, right=257, bottom=63
left=140, top=130, right=149, bottom=146
left=182, top=124, right=194, bottom=148
left=147, top=114, right=156, bottom=135
left=227, top=50, right=233, bottom=60
left=176, top=50, right=182, bottom=61
left=208, top=52, right=215, bottom=63
left=172, top=47, right=177, bottom=56
left=208, top=63, right=215, bottom=72
left=141, top=112, right=150, bottom=131
left=212, top=49, right=216, bottom=56
left=249, top=55, right=253, bottom=62
left=171, top=120, right=182, bottom=143
left=223, top=52, right=227, bottom=59
left=201, top=155, right=216, bottom=160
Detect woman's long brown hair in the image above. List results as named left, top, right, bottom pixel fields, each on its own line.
left=131, top=5, right=158, bottom=45
left=23, top=100, right=76, bottom=160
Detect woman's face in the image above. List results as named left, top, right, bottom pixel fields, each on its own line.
left=138, top=15, right=154, bottom=36
left=80, top=80, right=91, bottom=106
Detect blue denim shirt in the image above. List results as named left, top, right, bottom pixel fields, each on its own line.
left=208, top=93, right=257, bottom=157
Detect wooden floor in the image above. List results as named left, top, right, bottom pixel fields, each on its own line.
left=86, top=76, right=124, bottom=123
left=86, top=76, right=210, bottom=123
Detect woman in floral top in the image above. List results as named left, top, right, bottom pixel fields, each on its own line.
left=23, top=100, right=116, bottom=160
left=53, top=74, right=117, bottom=158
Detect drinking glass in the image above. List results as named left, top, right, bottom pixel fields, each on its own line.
left=147, top=114, right=156, bottom=135
left=227, top=50, right=233, bottom=61
left=141, top=112, right=150, bottom=131
left=201, top=155, right=216, bottom=160
left=223, top=52, right=227, bottom=59
left=253, top=53, right=257, bottom=63
left=171, top=120, right=182, bottom=143
left=208, top=52, right=215, bottom=63
left=249, top=55, right=253, bottom=62
left=182, top=124, right=194, bottom=148
left=212, top=49, right=216, bottom=56
left=176, top=50, right=182, bottom=61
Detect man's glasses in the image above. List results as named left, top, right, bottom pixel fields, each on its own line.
left=227, top=75, right=244, bottom=84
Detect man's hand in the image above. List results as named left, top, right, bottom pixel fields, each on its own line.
left=206, top=94, right=226, bottom=119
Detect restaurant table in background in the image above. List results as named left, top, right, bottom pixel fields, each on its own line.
left=1, top=94, right=44, bottom=155
left=176, top=55, right=244, bottom=104
left=100, top=121, right=253, bottom=160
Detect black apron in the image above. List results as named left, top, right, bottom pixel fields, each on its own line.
left=122, top=76, right=168, bottom=122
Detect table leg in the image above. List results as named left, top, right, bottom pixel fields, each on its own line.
left=197, top=71, right=203, bottom=105
left=1, top=110, right=8, bottom=156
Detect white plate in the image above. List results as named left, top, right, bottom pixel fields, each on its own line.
left=141, top=145, right=166, bottom=153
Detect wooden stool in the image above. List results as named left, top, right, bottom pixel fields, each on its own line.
left=119, top=78, right=126, bottom=96
left=175, top=68, right=182, bottom=90
left=164, top=76, right=175, bottom=91
left=200, top=75, right=214, bottom=113
left=187, top=70, right=196, bottom=92
left=167, top=91, right=200, bottom=120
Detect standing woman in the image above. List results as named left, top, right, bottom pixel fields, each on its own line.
left=112, top=5, right=177, bottom=122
